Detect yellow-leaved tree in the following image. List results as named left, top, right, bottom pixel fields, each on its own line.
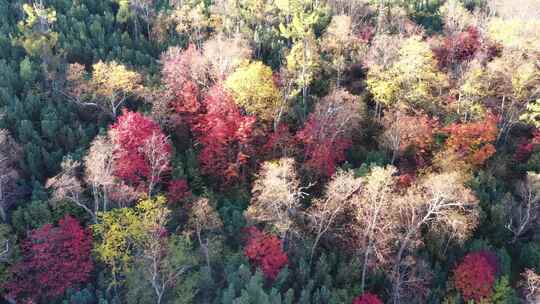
left=367, top=36, right=448, bottom=116
left=93, top=196, right=197, bottom=304
left=91, top=61, right=143, bottom=118
left=65, top=61, right=143, bottom=118
left=225, top=61, right=283, bottom=122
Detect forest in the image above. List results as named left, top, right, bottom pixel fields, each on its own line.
left=0, top=0, right=540, bottom=303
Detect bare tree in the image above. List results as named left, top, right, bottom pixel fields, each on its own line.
left=46, top=158, right=95, bottom=221
left=203, top=33, right=252, bottom=81
left=308, top=169, right=362, bottom=262
left=379, top=109, right=437, bottom=164
left=352, top=166, right=398, bottom=292
left=84, top=135, right=115, bottom=215
left=48, top=137, right=141, bottom=223
left=142, top=131, right=172, bottom=197
left=520, top=269, right=540, bottom=304
left=188, top=197, right=223, bottom=272
left=379, top=110, right=403, bottom=164
left=390, top=171, right=479, bottom=304
left=506, top=172, right=540, bottom=243
left=326, top=0, right=375, bottom=25
left=84, top=134, right=139, bottom=212
left=130, top=0, right=156, bottom=38
left=245, top=158, right=308, bottom=239
left=64, top=61, right=143, bottom=118
left=489, top=0, right=540, bottom=20
left=321, top=15, right=366, bottom=87
left=303, top=88, right=365, bottom=153
left=439, top=0, right=473, bottom=34
left=0, top=224, right=15, bottom=263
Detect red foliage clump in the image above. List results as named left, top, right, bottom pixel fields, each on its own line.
left=515, top=139, right=535, bottom=162
left=170, top=81, right=201, bottom=126
left=388, top=111, right=439, bottom=166
left=514, top=129, right=540, bottom=162
left=244, top=227, right=288, bottom=280
left=352, top=292, right=384, bottom=304
left=167, top=179, right=191, bottom=203
left=161, top=45, right=205, bottom=128
left=4, top=216, right=93, bottom=303
left=397, top=173, right=416, bottom=189
left=400, top=115, right=438, bottom=157
left=442, top=114, right=498, bottom=166
left=194, top=85, right=256, bottom=184
left=110, top=110, right=172, bottom=189
left=161, top=44, right=201, bottom=93
left=432, top=26, right=481, bottom=69
left=453, top=251, right=497, bottom=302
left=263, top=124, right=298, bottom=159
left=296, top=115, right=352, bottom=177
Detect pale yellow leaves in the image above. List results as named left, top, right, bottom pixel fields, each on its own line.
left=225, top=61, right=282, bottom=121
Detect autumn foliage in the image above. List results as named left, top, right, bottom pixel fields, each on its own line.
left=110, top=110, right=172, bottom=190
left=296, top=89, right=362, bottom=177
left=263, top=123, right=298, bottom=159
left=244, top=227, right=288, bottom=280
left=453, top=251, right=497, bottom=302
left=194, top=85, right=256, bottom=184
left=297, top=115, right=352, bottom=177
left=352, top=293, right=384, bottom=304
left=432, top=26, right=481, bottom=69
left=167, top=179, right=191, bottom=204
left=4, top=216, right=93, bottom=302
left=442, top=114, right=498, bottom=166
left=381, top=110, right=439, bottom=166
left=514, top=129, right=540, bottom=162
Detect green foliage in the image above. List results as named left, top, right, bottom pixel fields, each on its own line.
left=1, top=0, right=540, bottom=303
left=221, top=267, right=293, bottom=304
left=0, top=224, right=18, bottom=294
left=520, top=242, right=540, bottom=273
left=11, top=201, right=52, bottom=235
left=15, top=3, right=59, bottom=59
left=19, top=57, right=38, bottom=83
left=490, top=276, right=519, bottom=304
left=526, top=148, right=540, bottom=172
left=62, top=286, right=109, bottom=304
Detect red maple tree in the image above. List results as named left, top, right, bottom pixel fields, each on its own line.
left=194, top=84, right=256, bottom=184
left=382, top=110, right=439, bottom=167
left=170, top=80, right=201, bottom=127
left=295, top=89, right=360, bottom=178
left=442, top=114, right=498, bottom=166
left=167, top=178, right=192, bottom=204
left=514, top=129, right=540, bottom=162
left=432, top=26, right=481, bottom=69
left=110, top=109, right=172, bottom=191
left=160, top=45, right=206, bottom=130
left=244, top=227, right=288, bottom=280
left=453, top=251, right=497, bottom=302
left=296, top=115, right=352, bottom=178
left=4, top=215, right=93, bottom=303
left=263, top=123, right=298, bottom=159
left=352, top=292, right=384, bottom=304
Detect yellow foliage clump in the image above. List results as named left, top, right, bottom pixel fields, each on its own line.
left=91, top=61, right=142, bottom=98
left=367, top=36, right=448, bottom=112
left=225, top=61, right=282, bottom=121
